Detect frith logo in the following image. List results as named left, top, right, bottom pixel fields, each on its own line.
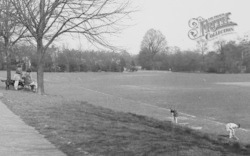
left=188, top=12, right=237, bottom=41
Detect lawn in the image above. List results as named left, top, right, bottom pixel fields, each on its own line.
left=0, top=71, right=250, bottom=155
left=42, top=71, right=250, bottom=129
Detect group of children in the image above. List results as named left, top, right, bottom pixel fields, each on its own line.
left=13, top=65, right=37, bottom=91
left=170, top=109, right=241, bottom=140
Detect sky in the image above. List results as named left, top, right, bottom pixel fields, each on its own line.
left=57, top=0, right=250, bottom=54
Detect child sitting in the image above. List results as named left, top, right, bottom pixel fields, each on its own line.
left=23, top=69, right=37, bottom=91
left=13, top=70, right=23, bottom=90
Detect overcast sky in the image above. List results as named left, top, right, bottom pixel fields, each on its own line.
left=57, top=0, right=250, bottom=54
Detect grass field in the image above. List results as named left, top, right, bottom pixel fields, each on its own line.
left=1, top=71, right=250, bottom=155
left=42, top=71, right=250, bottom=129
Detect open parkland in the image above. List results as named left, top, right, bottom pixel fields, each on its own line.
left=0, top=70, right=250, bottom=155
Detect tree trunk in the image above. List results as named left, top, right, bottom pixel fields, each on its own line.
left=6, top=53, right=11, bottom=80
left=4, top=38, right=11, bottom=80
left=37, top=40, right=45, bottom=94
left=0, top=51, right=4, bottom=70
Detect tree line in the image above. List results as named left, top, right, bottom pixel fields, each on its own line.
left=1, top=28, right=250, bottom=75
left=138, top=29, right=250, bottom=73
left=0, top=44, right=137, bottom=73
left=1, top=27, right=249, bottom=76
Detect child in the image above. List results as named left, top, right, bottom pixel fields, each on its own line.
left=23, top=69, right=37, bottom=91
left=170, top=109, right=178, bottom=123
left=226, top=123, right=240, bottom=140
left=16, top=64, right=22, bottom=75
left=13, top=70, right=23, bottom=90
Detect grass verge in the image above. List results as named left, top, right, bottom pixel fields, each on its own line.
left=1, top=89, right=250, bottom=156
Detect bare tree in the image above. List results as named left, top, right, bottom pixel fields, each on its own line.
left=214, top=40, right=227, bottom=73
left=140, top=29, right=167, bottom=56
left=0, top=0, right=26, bottom=80
left=196, top=39, right=208, bottom=71
left=139, top=29, right=167, bottom=70
left=10, top=0, right=133, bottom=94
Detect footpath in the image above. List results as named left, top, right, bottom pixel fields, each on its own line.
left=0, top=93, right=66, bottom=156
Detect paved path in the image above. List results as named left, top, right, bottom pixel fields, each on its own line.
left=0, top=97, right=66, bottom=156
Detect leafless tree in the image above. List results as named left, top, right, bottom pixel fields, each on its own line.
left=139, top=29, right=167, bottom=70
left=0, top=0, right=26, bottom=80
left=10, top=0, right=133, bottom=94
left=196, top=39, right=208, bottom=71
left=214, top=39, right=227, bottom=72
left=140, top=29, right=167, bottom=56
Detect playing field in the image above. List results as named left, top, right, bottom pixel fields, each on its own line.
left=34, top=71, right=250, bottom=130
left=1, top=71, right=250, bottom=130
